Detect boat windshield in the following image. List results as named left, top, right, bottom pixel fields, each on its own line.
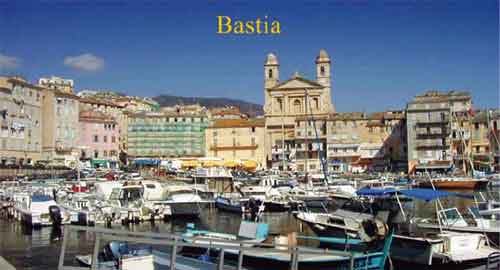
left=438, top=208, right=467, bottom=226
left=120, top=187, right=143, bottom=203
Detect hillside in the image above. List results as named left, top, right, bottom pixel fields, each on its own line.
left=153, top=95, right=264, bottom=116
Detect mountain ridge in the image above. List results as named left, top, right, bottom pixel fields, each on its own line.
left=152, top=94, right=264, bottom=117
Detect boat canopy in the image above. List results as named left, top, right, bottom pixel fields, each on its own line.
left=356, top=187, right=474, bottom=201
left=31, top=195, right=53, bottom=202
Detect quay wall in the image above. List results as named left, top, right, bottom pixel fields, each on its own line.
left=0, top=168, right=73, bottom=180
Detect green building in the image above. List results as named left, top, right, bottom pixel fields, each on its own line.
left=126, top=110, right=209, bottom=158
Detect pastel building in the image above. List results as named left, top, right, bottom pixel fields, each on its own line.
left=41, top=84, right=80, bottom=164
left=78, top=110, right=119, bottom=161
left=126, top=105, right=209, bottom=158
left=0, top=76, right=44, bottom=164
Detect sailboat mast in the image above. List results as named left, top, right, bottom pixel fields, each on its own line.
left=304, top=87, right=309, bottom=182
left=282, top=107, right=286, bottom=170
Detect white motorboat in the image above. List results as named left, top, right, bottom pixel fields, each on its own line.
left=12, top=193, right=70, bottom=227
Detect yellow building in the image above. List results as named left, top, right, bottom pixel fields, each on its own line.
left=205, top=118, right=266, bottom=169
left=326, top=111, right=407, bottom=173
left=471, top=110, right=494, bottom=172
left=41, top=85, right=80, bottom=164
left=0, top=76, right=44, bottom=164
left=38, top=76, right=74, bottom=94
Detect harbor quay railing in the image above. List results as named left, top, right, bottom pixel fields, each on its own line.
left=58, top=225, right=357, bottom=270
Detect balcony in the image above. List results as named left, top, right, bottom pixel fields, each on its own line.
left=210, top=144, right=258, bottom=151
left=415, top=117, right=449, bottom=126
left=327, top=151, right=360, bottom=157
left=416, top=141, right=448, bottom=150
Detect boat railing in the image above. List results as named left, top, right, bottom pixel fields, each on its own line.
left=58, top=225, right=357, bottom=270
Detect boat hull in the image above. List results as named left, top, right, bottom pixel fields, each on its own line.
left=263, top=201, right=290, bottom=212
left=417, top=179, right=489, bottom=189
left=215, top=200, right=243, bottom=214
left=168, top=203, right=201, bottom=217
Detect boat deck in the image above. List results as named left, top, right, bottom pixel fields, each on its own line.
left=226, top=247, right=380, bottom=263
left=434, top=245, right=499, bottom=262
left=0, top=256, right=16, bottom=270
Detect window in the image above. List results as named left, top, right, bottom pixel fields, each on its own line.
left=111, top=136, right=116, bottom=143
left=104, top=136, right=107, bottom=143
left=251, top=137, right=256, bottom=146
left=94, top=135, right=98, bottom=142
left=94, top=150, right=99, bottom=158
left=277, top=98, right=283, bottom=112
left=313, top=98, right=319, bottom=109
left=475, top=123, right=479, bottom=129
left=251, top=127, right=256, bottom=133
left=293, top=99, right=302, bottom=113
left=268, top=69, right=273, bottom=79
left=103, top=151, right=108, bottom=157
left=320, top=66, right=325, bottom=76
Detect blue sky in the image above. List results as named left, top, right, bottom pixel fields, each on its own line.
left=0, top=0, right=498, bottom=112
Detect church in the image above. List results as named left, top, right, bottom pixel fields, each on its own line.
left=264, top=49, right=335, bottom=171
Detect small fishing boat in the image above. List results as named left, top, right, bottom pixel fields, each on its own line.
left=297, top=187, right=500, bottom=265
left=214, top=195, right=248, bottom=214
left=222, top=231, right=394, bottom=270
left=181, top=220, right=269, bottom=257
left=75, top=241, right=238, bottom=270
left=417, top=206, right=500, bottom=246
left=287, top=187, right=331, bottom=208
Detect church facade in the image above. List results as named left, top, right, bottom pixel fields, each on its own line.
left=263, top=49, right=335, bottom=172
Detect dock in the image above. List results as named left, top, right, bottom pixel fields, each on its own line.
left=0, top=256, right=16, bottom=270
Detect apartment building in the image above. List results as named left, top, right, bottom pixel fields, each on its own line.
left=126, top=105, right=209, bottom=158
left=326, top=111, right=407, bottom=173
left=39, top=76, right=74, bottom=94
left=205, top=118, right=266, bottom=167
left=41, top=84, right=80, bottom=164
left=78, top=110, right=119, bottom=161
left=0, top=76, right=44, bottom=164
left=406, top=90, right=472, bottom=174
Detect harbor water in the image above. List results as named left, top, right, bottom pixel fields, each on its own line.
left=0, top=189, right=498, bottom=270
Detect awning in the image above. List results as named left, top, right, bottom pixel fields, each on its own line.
left=201, top=160, right=223, bottom=167
left=181, top=160, right=198, bottom=168
left=224, top=159, right=240, bottom=168
left=242, top=160, right=258, bottom=170
left=398, top=188, right=474, bottom=201
left=356, top=187, right=474, bottom=201
left=91, top=159, right=109, bottom=166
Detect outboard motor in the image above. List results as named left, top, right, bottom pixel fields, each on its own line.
left=49, top=205, right=62, bottom=226
left=359, top=218, right=389, bottom=243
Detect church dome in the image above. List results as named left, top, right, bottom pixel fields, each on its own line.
left=316, top=49, right=330, bottom=63
left=265, top=53, right=279, bottom=65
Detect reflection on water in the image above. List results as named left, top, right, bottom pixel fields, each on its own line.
left=0, top=189, right=498, bottom=270
left=0, top=208, right=317, bottom=270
